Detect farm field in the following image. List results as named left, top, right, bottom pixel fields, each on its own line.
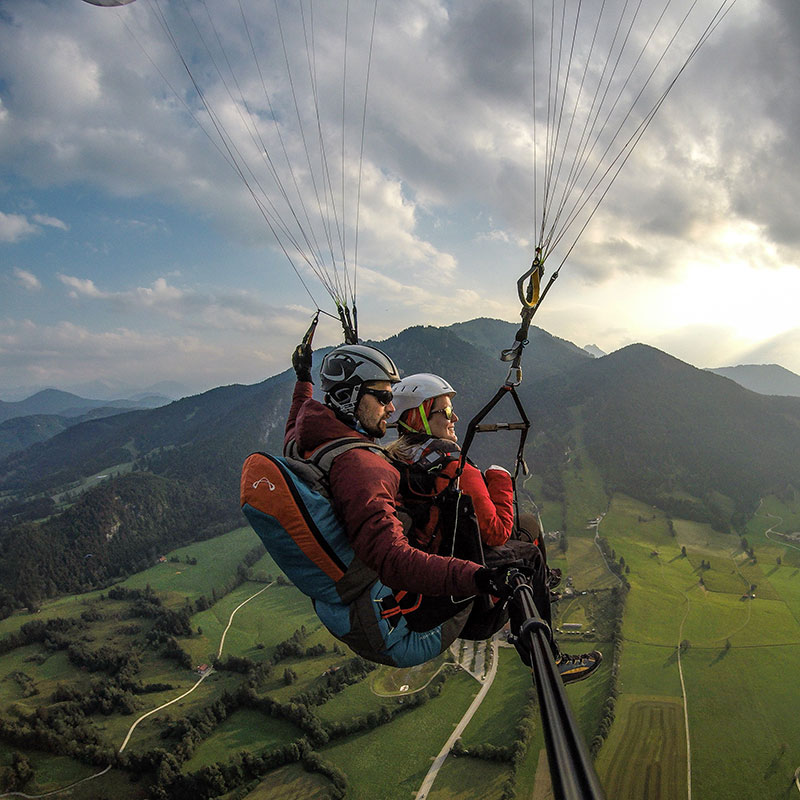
left=233, top=763, right=332, bottom=798
left=597, top=491, right=800, bottom=799
left=320, top=669, right=482, bottom=800
left=4, top=484, right=800, bottom=797
left=120, top=526, right=266, bottom=604
left=183, top=709, right=300, bottom=772
left=598, top=695, right=685, bottom=800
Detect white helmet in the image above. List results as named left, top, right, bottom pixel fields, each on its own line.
left=387, top=373, right=456, bottom=424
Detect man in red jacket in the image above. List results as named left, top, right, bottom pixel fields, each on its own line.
left=288, top=340, right=600, bottom=682
left=288, top=342, right=483, bottom=598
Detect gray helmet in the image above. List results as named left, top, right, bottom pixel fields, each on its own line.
left=320, top=344, right=400, bottom=418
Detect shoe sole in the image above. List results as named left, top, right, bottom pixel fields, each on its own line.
left=559, top=653, right=603, bottom=685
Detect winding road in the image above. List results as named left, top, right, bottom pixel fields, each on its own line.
left=120, top=582, right=272, bottom=752
left=0, top=582, right=273, bottom=799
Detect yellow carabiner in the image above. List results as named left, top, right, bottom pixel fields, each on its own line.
left=517, top=250, right=544, bottom=309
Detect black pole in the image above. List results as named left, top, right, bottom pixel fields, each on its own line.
left=509, top=571, right=606, bottom=800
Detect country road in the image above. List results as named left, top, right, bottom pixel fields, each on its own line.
left=676, top=591, right=693, bottom=800
left=0, top=767, right=112, bottom=799
left=760, top=507, right=800, bottom=552
left=120, top=581, right=272, bottom=752
left=0, top=582, right=273, bottom=799
left=414, top=637, right=499, bottom=800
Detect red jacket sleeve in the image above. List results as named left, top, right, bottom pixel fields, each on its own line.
left=284, top=381, right=313, bottom=450
left=452, top=462, right=515, bottom=547
left=329, top=448, right=481, bottom=597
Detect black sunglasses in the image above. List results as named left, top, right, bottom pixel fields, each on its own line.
left=361, top=388, right=394, bottom=405
left=430, top=406, right=454, bottom=419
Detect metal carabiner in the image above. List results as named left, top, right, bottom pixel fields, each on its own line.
left=516, top=250, right=544, bottom=309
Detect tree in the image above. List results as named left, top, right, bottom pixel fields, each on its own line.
left=10, top=752, right=33, bottom=790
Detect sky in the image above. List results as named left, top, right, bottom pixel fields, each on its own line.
left=2, top=0, right=800, bottom=400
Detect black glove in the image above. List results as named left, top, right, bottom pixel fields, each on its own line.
left=292, top=341, right=313, bottom=383
left=474, top=561, right=534, bottom=599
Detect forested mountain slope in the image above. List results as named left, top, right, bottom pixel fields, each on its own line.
left=3, top=322, right=800, bottom=614
left=527, top=344, right=800, bottom=521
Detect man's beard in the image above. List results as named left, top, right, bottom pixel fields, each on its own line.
left=360, top=417, right=387, bottom=439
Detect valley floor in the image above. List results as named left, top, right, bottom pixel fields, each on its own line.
left=3, top=487, right=800, bottom=798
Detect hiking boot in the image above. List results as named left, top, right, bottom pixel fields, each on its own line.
left=555, top=650, right=602, bottom=684
left=546, top=567, right=562, bottom=590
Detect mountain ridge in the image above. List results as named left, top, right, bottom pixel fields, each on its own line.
left=706, top=363, right=800, bottom=397
left=3, top=320, right=800, bottom=613
left=0, top=388, right=172, bottom=426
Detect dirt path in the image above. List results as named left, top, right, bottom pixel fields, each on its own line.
left=0, top=582, right=273, bottom=798
left=414, top=637, right=499, bottom=800
left=760, top=507, right=800, bottom=551
left=217, top=583, right=271, bottom=658
left=676, top=591, right=693, bottom=800
left=0, top=767, right=112, bottom=799
left=121, top=582, right=272, bottom=752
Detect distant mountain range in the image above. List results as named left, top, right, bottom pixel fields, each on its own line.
left=2, top=317, right=800, bottom=613
left=706, top=364, right=800, bottom=397
left=0, top=379, right=189, bottom=403
left=0, top=388, right=172, bottom=424
left=0, top=389, right=174, bottom=460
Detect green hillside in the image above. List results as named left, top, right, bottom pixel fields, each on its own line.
left=5, top=320, right=800, bottom=635
left=3, top=459, right=800, bottom=798
left=523, top=344, right=800, bottom=530
left=3, top=319, right=800, bottom=796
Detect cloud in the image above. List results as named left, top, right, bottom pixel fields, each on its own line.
left=56, top=273, right=310, bottom=337
left=0, top=318, right=295, bottom=393
left=32, top=213, right=69, bottom=231
left=355, top=265, right=507, bottom=322
left=58, top=274, right=108, bottom=299
left=0, top=212, right=38, bottom=243
left=12, top=267, right=41, bottom=291
left=4, top=0, right=796, bottom=288
left=0, top=210, right=69, bottom=242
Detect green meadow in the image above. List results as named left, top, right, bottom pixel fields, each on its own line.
left=596, top=488, right=800, bottom=799
left=184, top=709, right=301, bottom=771
left=321, top=669, right=481, bottom=800
left=121, top=526, right=266, bottom=604
left=234, top=763, right=331, bottom=798
left=4, top=466, right=800, bottom=797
